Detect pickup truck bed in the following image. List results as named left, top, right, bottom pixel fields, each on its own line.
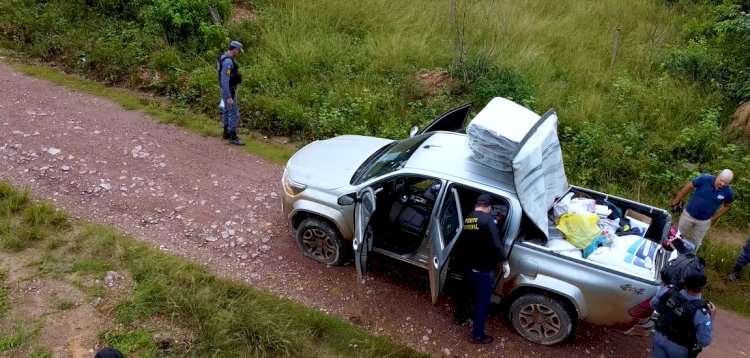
left=497, top=185, right=671, bottom=329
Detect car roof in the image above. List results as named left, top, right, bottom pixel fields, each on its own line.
left=403, top=131, right=517, bottom=195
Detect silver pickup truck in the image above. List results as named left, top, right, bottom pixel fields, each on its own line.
left=280, top=102, right=671, bottom=345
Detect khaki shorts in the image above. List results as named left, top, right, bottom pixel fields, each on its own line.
left=678, top=210, right=711, bottom=250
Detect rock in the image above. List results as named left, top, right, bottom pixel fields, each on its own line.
left=228, top=229, right=236, bottom=236
left=174, top=206, right=185, bottom=212
left=204, top=236, right=218, bottom=242
left=104, top=271, right=120, bottom=287
left=47, top=147, right=61, bottom=155
left=441, top=348, right=451, bottom=357
left=261, top=237, right=270, bottom=244
left=91, top=297, right=103, bottom=308
left=422, top=335, right=429, bottom=342
left=221, top=231, right=230, bottom=239
left=259, top=245, right=270, bottom=252
left=99, top=183, right=112, bottom=191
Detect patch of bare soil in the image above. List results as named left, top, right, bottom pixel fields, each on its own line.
left=417, top=69, right=452, bottom=96
left=727, top=101, right=750, bottom=140
left=230, top=6, right=258, bottom=24
left=0, top=250, right=108, bottom=358
left=2, top=61, right=750, bottom=357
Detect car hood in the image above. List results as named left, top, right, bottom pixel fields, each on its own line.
left=285, top=135, right=393, bottom=190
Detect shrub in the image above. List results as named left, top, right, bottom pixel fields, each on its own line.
left=141, top=0, right=231, bottom=45
left=451, top=58, right=536, bottom=108
left=673, top=107, right=724, bottom=162
left=662, top=2, right=750, bottom=103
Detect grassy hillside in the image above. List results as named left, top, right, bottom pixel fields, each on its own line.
left=1, top=0, right=750, bottom=229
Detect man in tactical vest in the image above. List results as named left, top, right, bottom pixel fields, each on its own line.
left=217, top=40, right=245, bottom=146
left=651, top=274, right=716, bottom=357
left=452, top=193, right=510, bottom=344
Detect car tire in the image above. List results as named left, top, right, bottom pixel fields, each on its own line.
left=295, top=217, right=346, bottom=266
left=509, top=293, right=575, bottom=345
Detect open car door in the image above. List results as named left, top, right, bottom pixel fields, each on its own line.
left=428, top=187, right=463, bottom=304
left=419, top=102, right=473, bottom=134
left=354, top=187, right=376, bottom=281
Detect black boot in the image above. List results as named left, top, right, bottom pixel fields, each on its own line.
left=729, top=264, right=742, bottom=282
left=229, top=131, right=245, bottom=146
left=222, top=125, right=230, bottom=140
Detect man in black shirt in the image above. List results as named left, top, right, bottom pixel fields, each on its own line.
left=454, top=193, right=510, bottom=344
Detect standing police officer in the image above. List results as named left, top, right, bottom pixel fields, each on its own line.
left=453, top=193, right=510, bottom=344
left=217, top=40, right=245, bottom=146
left=651, top=274, right=716, bottom=357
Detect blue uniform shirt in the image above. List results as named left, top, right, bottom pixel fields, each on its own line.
left=650, top=286, right=713, bottom=350
left=685, top=174, right=733, bottom=221
left=219, top=55, right=234, bottom=101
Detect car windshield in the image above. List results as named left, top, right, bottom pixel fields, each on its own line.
left=351, top=133, right=433, bottom=185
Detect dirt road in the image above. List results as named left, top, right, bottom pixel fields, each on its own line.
left=0, top=62, right=746, bottom=357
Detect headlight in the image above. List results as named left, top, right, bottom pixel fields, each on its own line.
left=282, top=169, right=307, bottom=196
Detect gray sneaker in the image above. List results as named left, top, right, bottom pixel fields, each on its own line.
left=729, top=270, right=740, bottom=282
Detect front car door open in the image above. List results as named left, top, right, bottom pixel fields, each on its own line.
left=418, top=102, right=473, bottom=135
left=428, top=187, right=463, bottom=304
left=354, top=186, right=376, bottom=281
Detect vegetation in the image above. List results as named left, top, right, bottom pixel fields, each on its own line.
left=2, top=0, right=749, bottom=230
left=0, top=182, right=426, bottom=357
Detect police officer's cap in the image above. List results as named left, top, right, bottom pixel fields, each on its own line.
left=683, top=273, right=707, bottom=289
left=476, top=193, right=492, bottom=206
left=229, top=40, right=244, bottom=52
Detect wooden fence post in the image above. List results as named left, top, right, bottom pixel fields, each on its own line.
left=609, top=27, right=621, bottom=70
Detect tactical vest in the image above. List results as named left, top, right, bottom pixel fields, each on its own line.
left=216, top=53, right=242, bottom=97
left=654, top=287, right=707, bottom=347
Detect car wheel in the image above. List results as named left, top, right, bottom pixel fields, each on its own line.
left=509, top=293, right=575, bottom=345
left=296, top=217, right=345, bottom=266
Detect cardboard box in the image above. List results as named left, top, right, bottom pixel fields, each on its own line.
left=625, top=209, right=652, bottom=237
left=625, top=210, right=652, bottom=225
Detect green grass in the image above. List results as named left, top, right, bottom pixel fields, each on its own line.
left=0, top=182, right=426, bottom=357
left=699, top=240, right=750, bottom=317
left=10, top=64, right=295, bottom=165
left=53, top=299, right=76, bottom=311
left=0, top=323, right=34, bottom=353
left=102, top=330, right=158, bottom=358
left=0, top=268, right=8, bottom=318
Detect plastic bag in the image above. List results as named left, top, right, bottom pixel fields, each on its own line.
left=546, top=238, right=583, bottom=259
left=553, top=192, right=574, bottom=218
left=583, top=235, right=608, bottom=258
left=569, top=198, right=596, bottom=214
left=556, top=212, right=601, bottom=249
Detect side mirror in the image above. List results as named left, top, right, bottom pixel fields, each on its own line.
left=337, top=194, right=356, bottom=206
left=409, top=126, right=419, bottom=138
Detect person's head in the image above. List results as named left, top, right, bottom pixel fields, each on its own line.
left=715, top=169, right=734, bottom=189
left=228, top=40, right=244, bottom=58
left=94, top=347, right=125, bottom=358
left=475, top=193, right=492, bottom=213
left=683, top=273, right=707, bottom=295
